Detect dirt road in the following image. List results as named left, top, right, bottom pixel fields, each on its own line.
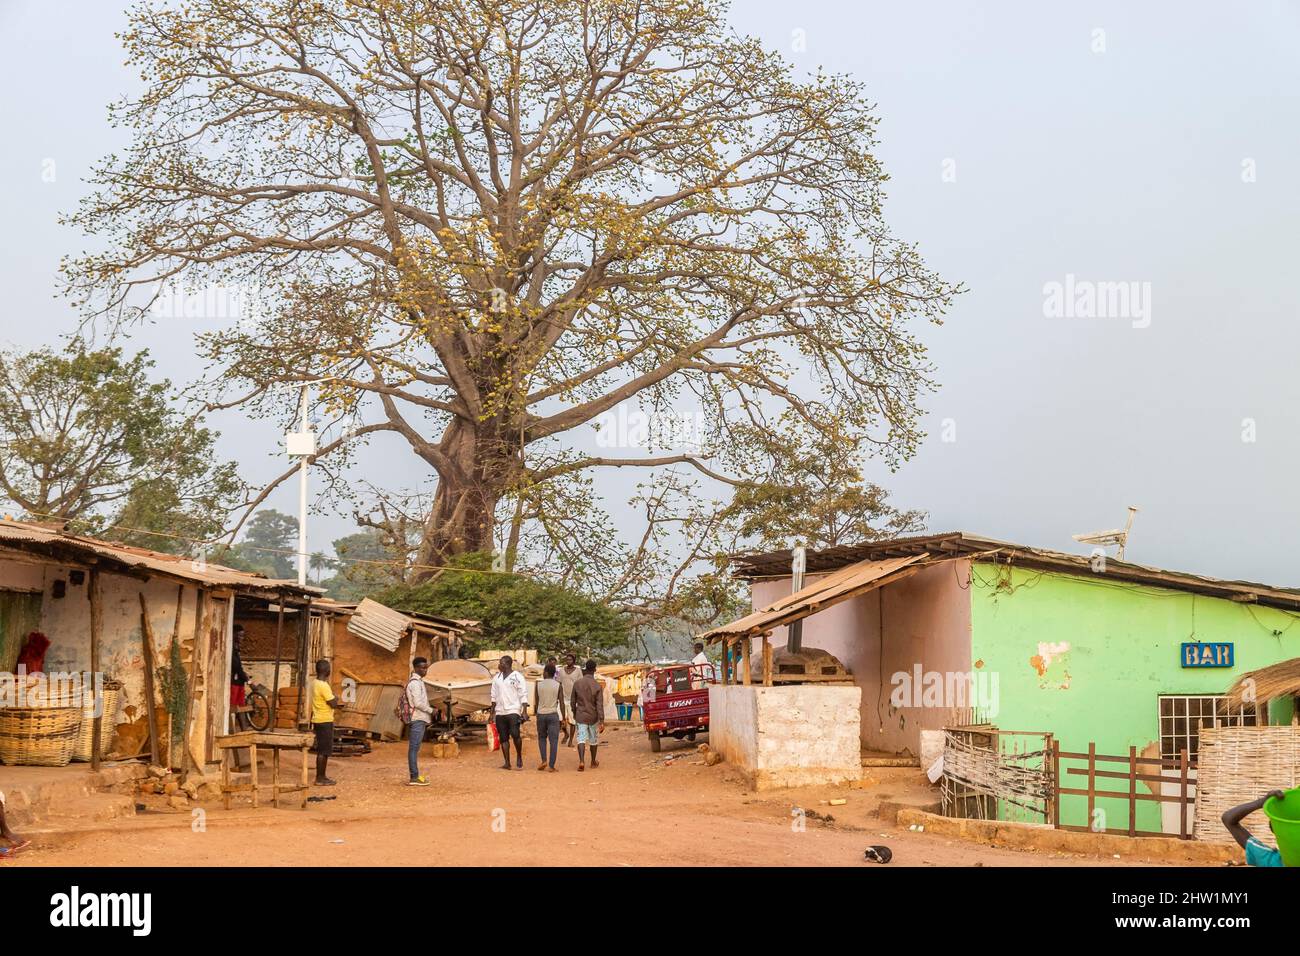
left=10, top=724, right=1153, bottom=867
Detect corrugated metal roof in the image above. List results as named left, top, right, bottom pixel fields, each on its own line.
left=347, top=597, right=411, bottom=651
left=0, top=519, right=316, bottom=596
left=704, top=554, right=929, bottom=641
left=729, top=531, right=1300, bottom=612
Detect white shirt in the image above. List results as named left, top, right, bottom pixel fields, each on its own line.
left=491, top=670, right=529, bottom=716
left=691, top=651, right=709, bottom=688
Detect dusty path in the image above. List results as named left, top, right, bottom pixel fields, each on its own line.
left=10, top=723, right=1154, bottom=867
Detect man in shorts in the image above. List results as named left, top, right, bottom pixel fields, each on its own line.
left=570, top=659, right=605, bottom=771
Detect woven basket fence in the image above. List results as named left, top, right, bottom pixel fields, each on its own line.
left=1193, top=725, right=1300, bottom=846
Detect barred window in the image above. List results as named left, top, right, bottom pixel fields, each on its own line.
left=1158, top=694, right=1259, bottom=763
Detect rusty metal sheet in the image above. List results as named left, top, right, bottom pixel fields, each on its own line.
left=0, top=519, right=315, bottom=596
left=703, top=553, right=930, bottom=641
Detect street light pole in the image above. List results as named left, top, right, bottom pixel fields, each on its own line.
left=283, top=382, right=318, bottom=587
left=297, top=384, right=310, bottom=587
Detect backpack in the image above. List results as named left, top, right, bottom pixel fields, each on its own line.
left=395, top=677, right=416, bottom=725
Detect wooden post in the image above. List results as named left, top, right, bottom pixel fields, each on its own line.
left=271, top=595, right=286, bottom=703
left=741, top=637, right=751, bottom=686
left=249, top=742, right=259, bottom=809
left=295, top=599, right=313, bottom=727
left=300, top=742, right=309, bottom=808
left=181, top=588, right=207, bottom=773
left=1051, top=738, right=1061, bottom=828
left=1128, top=745, right=1138, bottom=838
left=89, top=569, right=102, bottom=771
left=762, top=634, right=773, bottom=687
left=1086, top=741, right=1096, bottom=831
left=139, top=593, right=162, bottom=767
left=1179, top=747, right=1189, bottom=839
left=222, top=750, right=232, bottom=811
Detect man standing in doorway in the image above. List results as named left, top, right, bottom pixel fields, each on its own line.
left=571, top=660, right=605, bottom=772
left=406, top=657, right=432, bottom=786
left=557, top=653, right=583, bottom=747
left=311, top=659, right=344, bottom=786
left=490, top=655, right=528, bottom=770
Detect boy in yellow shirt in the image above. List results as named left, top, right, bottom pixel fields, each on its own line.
left=311, top=659, right=344, bottom=786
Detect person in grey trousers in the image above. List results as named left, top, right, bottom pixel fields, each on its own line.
left=533, top=662, right=565, bottom=771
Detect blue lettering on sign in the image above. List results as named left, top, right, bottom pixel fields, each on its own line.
left=1181, top=643, right=1234, bottom=668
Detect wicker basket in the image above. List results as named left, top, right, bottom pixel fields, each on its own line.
left=72, top=680, right=122, bottom=762
left=0, top=707, right=83, bottom=767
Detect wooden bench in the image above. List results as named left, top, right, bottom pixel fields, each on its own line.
left=216, top=731, right=314, bottom=810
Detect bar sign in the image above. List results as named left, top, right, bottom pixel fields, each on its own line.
left=1181, top=642, right=1234, bottom=668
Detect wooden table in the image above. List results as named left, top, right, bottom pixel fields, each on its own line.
left=215, top=731, right=314, bottom=810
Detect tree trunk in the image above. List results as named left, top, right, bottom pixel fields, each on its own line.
left=411, top=417, right=520, bottom=578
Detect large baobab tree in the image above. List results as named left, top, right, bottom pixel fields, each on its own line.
left=65, top=0, right=957, bottom=573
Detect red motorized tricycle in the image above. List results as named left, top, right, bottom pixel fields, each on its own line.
left=641, top=662, right=717, bottom=753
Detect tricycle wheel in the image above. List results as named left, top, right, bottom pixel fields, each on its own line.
left=647, top=731, right=661, bottom=753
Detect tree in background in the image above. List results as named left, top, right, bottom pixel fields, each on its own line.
left=0, top=342, right=242, bottom=553
left=66, top=0, right=958, bottom=578
left=322, top=526, right=412, bottom=601
left=216, top=509, right=298, bottom=578
left=308, top=551, right=335, bottom=586
left=721, top=425, right=926, bottom=551
left=377, top=553, right=626, bottom=661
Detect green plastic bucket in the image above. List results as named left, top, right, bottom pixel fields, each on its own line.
left=1262, top=789, right=1300, bottom=866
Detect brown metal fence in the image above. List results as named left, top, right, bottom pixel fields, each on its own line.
left=1052, top=741, right=1195, bottom=839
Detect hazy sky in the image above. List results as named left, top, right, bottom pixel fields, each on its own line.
left=1, top=0, right=1298, bottom=583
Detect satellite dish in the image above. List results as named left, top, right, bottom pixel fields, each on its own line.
left=1073, top=506, right=1139, bottom=561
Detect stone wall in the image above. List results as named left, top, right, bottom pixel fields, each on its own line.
left=709, top=684, right=862, bottom=790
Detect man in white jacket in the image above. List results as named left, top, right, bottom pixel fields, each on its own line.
left=406, top=657, right=433, bottom=786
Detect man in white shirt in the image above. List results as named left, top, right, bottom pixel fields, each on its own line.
left=691, top=642, right=710, bottom=689
left=490, top=655, right=529, bottom=770
left=406, top=657, right=433, bottom=786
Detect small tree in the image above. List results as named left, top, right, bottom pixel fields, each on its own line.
left=0, top=342, right=242, bottom=552
left=376, top=553, right=627, bottom=661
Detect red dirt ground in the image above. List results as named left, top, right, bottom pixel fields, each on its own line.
left=8, top=723, right=1161, bottom=867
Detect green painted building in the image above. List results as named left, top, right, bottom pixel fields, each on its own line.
left=733, top=532, right=1300, bottom=833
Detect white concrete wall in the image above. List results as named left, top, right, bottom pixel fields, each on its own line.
left=747, top=559, right=972, bottom=757
left=709, top=684, right=862, bottom=790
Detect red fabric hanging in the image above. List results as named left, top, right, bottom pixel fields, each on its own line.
left=15, top=631, right=50, bottom=674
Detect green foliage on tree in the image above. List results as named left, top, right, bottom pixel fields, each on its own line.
left=0, top=342, right=243, bottom=553
left=321, top=527, right=411, bottom=601
left=216, top=509, right=298, bottom=578
left=375, top=553, right=627, bottom=661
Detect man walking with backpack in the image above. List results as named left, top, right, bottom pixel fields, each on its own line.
left=404, top=657, right=432, bottom=786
